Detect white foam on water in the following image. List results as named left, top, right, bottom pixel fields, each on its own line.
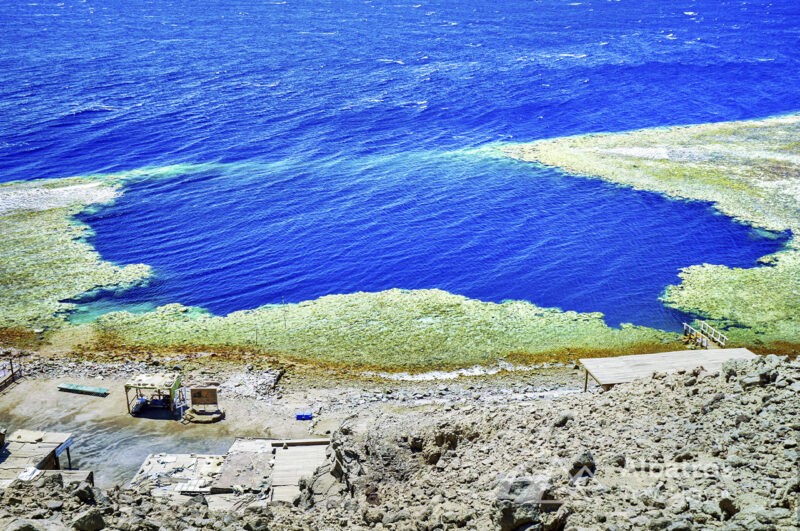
left=363, top=361, right=545, bottom=381
left=0, top=181, right=119, bottom=214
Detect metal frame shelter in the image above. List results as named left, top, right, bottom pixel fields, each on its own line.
left=124, top=373, right=183, bottom=417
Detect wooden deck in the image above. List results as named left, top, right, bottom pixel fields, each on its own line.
left=270, top=441, right=329, bottom=503
left=580, top=348, right=758, bottom=390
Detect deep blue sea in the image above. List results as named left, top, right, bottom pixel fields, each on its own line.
left=1, top=0, right=798, bottom=331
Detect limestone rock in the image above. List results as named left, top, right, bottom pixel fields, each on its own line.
left=71, top=508, right=105, bottom=531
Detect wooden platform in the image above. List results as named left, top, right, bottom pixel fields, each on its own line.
left=270, top=442, right=328, bottom=503
left=580, top=348, right=758, bottom=390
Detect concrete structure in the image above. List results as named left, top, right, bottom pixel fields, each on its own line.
left=214, top=438, right=273, bottom=493
left=129, top=453, right=225, bottom=495
left=129, top=438, right=330, bottom=504
left=0, top=429, right=92, bottom=489
left=580, top=348, right=758, bottom=391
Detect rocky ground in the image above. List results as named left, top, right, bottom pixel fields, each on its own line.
left=3, top=348, right=583, bottom=413
left=0, top=354, right=798, bottom=530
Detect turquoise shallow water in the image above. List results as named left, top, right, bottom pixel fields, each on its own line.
left=1, top=0, right=797, bottom=330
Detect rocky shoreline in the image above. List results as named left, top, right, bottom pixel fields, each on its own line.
left=4, top=348, right=585, bottom=407
left=1, top=354, right=797, bottom=530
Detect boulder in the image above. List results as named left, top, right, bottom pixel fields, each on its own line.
left=494, top=498, right=540, bottom=531
left=553, top=412, right=574, bottom=428
left=569, top=451, right=596, bottom=481
left=71, top=509, right=105, bottom=531
left=72, top=483, right=95, bottom=505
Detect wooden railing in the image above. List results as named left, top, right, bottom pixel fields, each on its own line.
left=0, top=358, right=22, bottom=392
left=683, top=321, right=727, bottom=349
left=698, top=320, right=727, bottom=347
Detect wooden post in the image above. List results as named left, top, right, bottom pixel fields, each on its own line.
left=125, top=387, right=131, bottom=415
left=66, top=448, right=72, bottom=470
left=583, top=369, right=589, bottom=392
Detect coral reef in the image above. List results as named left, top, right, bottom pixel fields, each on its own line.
left=92, top=290, right=676, bottom=369
left=0, top=178, right=150, bottom=331
left=505, top=113, right=800, bottom=352
left=7, top=110, right=800, bottom=369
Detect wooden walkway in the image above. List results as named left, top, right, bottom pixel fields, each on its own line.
left=580, top=348, right=757, bottom=391
left=683, top=321, right=728, bottom=349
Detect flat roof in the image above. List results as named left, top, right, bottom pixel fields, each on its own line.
left=580, top=348, right=758, bottom=387
left=0, top=429, right=75, bottom=486
left=4, top=429, right=73, bottom=460
left=214, top=438, right=273, bottom=492
left=124, top=373, right=180, bottom=390
left=5, top=429, right=72, bottom=446
left=128, top=438, right=330, bottom=501
left=270, top=443, right=328, bottom=503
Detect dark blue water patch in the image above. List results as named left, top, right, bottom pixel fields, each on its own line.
left=76, top=154, right=788, bottom=331
left=1, top=0, right=800, bottom=182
